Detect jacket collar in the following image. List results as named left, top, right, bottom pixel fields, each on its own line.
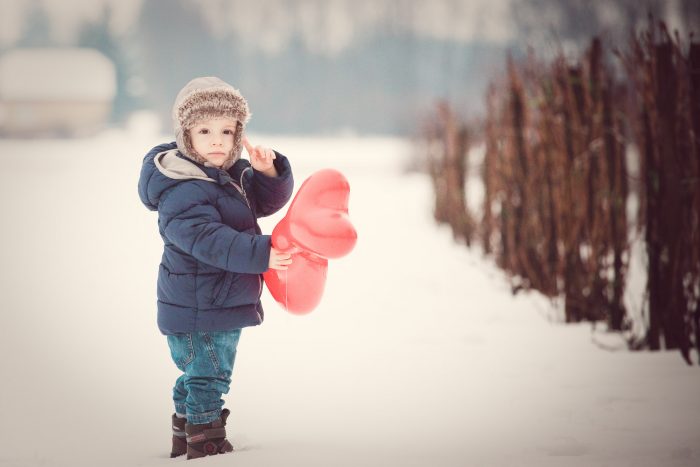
left=155, top=149, right=252, bottom=187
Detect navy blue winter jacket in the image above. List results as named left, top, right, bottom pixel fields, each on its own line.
left=138, top=142, right=293, bottom=334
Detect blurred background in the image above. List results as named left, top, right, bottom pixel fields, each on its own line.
left=0, top=0, right=699, bottom=366
left=0, top=0, right=697, bottom=137
left=0, top=0, right=698, bottom=369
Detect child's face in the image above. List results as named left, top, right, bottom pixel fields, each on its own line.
left=189, top=118, right=238, bottom=167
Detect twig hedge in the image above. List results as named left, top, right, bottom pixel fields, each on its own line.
left=424, top=19, right=699, bottom=364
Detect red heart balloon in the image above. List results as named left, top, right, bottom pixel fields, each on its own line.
left=263, top=169, right=357, bottom=314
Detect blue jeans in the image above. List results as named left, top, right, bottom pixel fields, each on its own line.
left=166, top=330, right=242, bottom=425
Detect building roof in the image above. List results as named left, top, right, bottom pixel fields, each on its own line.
left=0, top=48, right=116, bottom=101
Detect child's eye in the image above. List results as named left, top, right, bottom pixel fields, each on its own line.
left=223, top=129, right=234, bottom=135
left=198, top=128, right=209, bottom=134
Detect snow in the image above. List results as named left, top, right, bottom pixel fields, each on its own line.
left=0, top=130, right=698, bottom=467
left=0, top=48, right=116, bottom=101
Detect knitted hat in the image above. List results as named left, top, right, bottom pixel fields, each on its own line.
left=172, top=76, right=251, bottom=170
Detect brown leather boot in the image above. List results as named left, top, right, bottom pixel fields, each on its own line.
left=185, top=409, right=234, bottom=459
left=171, top=414, right=187, bottom=458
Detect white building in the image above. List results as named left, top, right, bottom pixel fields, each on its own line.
left=0, top=48, right=116, bottom=137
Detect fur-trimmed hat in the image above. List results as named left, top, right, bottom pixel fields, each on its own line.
left=172, top=76, right=251, bottom=170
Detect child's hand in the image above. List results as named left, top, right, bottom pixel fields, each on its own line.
left=244, top=136, right=278, bottom=177
left=268, top=247, right=292, bottom=271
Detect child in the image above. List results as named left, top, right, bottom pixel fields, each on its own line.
left=137, top=76, right=294, bottom=459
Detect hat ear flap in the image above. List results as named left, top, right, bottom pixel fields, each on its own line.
left=233, top=121, right=244, bottom=161
left=182, top=129, right=207, bottom=165
left=219, top=121, right=245, bottom=171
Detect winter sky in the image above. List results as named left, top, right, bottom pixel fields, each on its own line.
left=0, top=0, right=516, bottom=51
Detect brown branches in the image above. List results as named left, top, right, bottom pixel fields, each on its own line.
left=479, top=42, right=630, bottom=322
left=424, top=101, right=476, bottom=246
left=423, top=17, right=699, bottom=364
left=618, top=20, right=700, bottom=362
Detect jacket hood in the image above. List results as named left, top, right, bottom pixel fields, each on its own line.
left=154, top=149, right=215, bottom=182
left=173, top=76, right=251, bottom=171
left=138, top=143, right=214, bottom=211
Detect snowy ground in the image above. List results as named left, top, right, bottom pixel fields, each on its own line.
left=0, top=131, right=698, bottom=467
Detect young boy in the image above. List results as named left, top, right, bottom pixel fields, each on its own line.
left=138, top=76, right=293, bottom=459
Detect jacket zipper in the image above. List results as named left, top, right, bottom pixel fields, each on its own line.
left=228, top=167, right=252, bottom=210
left=229, top=168, right=263, bottom=298
left=231, top=167, right=263, bottom=298
left=239, top=167, right=252, bottom=201
left=246, top=168, right=263, bottom=299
